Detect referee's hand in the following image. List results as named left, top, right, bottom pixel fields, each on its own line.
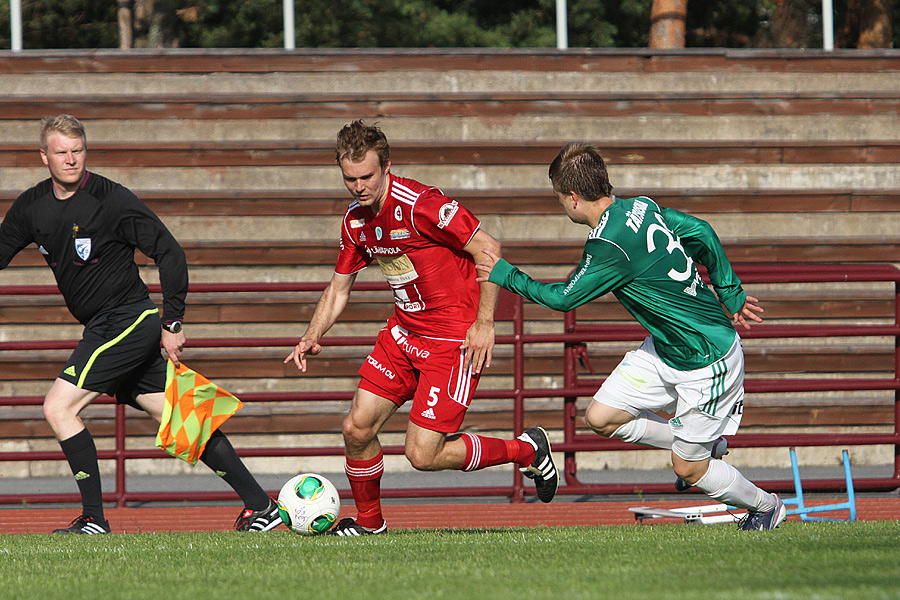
left=162, top=329, right=186, bottom=367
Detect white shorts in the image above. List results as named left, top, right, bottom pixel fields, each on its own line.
left=593, top=334, right=744, bottom=445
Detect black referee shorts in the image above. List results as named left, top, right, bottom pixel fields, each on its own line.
left=59, top=299, right=167, bottom=407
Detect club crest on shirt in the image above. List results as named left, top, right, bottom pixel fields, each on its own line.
left=74, top=238, right=92, bottom=261
left=437, top=200, right=459, bottom=229
left=395, top=206, right=403, bottom=221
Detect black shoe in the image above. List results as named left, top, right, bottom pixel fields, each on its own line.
left=52, top=514, right=110, bottom=535
left=675, top=436, right=729, bottom=492
left=738, top=494, right=787, bottom=531
left=518, top=427, right=559, bottom=503
left=234, top=497, right=282, bottom=532
left=326, top=517, right=387, bottom=536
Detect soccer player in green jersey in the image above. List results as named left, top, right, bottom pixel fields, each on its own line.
left=476, top=143, right=785, bottom=530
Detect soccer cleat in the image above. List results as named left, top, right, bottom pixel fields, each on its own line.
left=234, top=497, right=283, bottom=532
left=675, top=436, right=729, bottom=492
left=326, top=517, right=387, bottom=536
left=518, top=427, right=559, bottom=503
left=738, top=494, right=787, bottom=531
left=52, top=514, right=111, bottom=535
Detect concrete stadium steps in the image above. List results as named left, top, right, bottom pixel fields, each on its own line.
left=2, top=50, right=900, bottom=480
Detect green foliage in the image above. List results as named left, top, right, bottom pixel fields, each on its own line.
left=181, top=0, right=284, bottom=47
left=0, top=0, right=119, bottom=49
left=686, top=0, right=772, bottom=47
left=1, top=521, right=899, bottom=600
left=0, top=0, right=897, bottom=50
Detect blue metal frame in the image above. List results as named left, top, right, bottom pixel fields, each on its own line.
left=784, top=447, right=856, bottom=521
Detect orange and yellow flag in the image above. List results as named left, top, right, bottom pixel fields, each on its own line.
left=156, top=360, right=243, bottom=465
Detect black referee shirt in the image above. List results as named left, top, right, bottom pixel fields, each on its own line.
left=0, top=172, right=187, bottom=325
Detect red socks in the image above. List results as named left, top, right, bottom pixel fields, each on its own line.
left=461, top=433, right=536, bottom=472
left=345, top=453, right=385, bottom=529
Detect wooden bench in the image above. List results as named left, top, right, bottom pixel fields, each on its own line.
left=4, top=140, right=900, bottom=168
left=1, top=238, right=896, bottom=273
left=2, top=189, right=897, bottom=217
left=4, top=91, right=900, bottom=121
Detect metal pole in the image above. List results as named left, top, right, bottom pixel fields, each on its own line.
left=555, top=0, right=568, bottom=49
left=822, top=0, right=834, bottom=50
left=283, top=0, right=295, bottom=49
left=11, top=0, right=23, bottom=52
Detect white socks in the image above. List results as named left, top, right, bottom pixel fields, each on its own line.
left=611, top=410, right=674, bottom=449
left=695, top=458, right=776, bottom=512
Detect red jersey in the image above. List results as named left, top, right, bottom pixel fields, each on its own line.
left=335, top=174, right=482, bottom=340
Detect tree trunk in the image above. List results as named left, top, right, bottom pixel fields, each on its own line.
left=858, top=0, right=892, bottom=48
left=649, top=0, right=687, bottom=49
left=118, top=0, right=133, bottom=49
left=767, top=0, right=809, bottom=48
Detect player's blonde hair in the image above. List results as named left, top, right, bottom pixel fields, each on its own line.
left=335, top=120, right=390, bottom=169
left=548, top=143, right=613, bottom=201
left=40, top=114, right=86, bottom=150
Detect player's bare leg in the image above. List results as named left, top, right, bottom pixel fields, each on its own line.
left=331, top=388, right=398, bottom=535
left=43, top=379, right=109, bottom=533
left=404, top=423, right=466, bottom=471
left=43, top=378, right=100, bottom=441
left=673, top=445, right=784, bottom=530
left=405, top=422, right=559, bottom=503
left=583, top=401, right=636, bottom=438
left=342, top=388, right=399, bottom=460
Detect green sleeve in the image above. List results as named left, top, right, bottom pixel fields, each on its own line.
left=662, top=207, right=746, bottom=315
left=488, top=241, right=632, bottom=312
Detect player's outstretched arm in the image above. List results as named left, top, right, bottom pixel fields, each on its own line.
left=463, top=231, right=501, bottom=373
left=284, top=272, right=356, bottom=372
left=731, top=295, right=764, bottom=330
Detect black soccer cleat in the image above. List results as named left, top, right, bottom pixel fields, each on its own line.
left=234, top=497, right=283, bottom=532
left=326, top=517, right=387, bottom=536
left=675, top=436, right=729, bottom=492
left=518, top=427, right=559, bottom=503
left=52, top=514, right=111, bottom=535
left=738, top=494, right=787, bottom=531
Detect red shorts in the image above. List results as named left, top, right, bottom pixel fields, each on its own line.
left=358, top=318, right=480, bottom=434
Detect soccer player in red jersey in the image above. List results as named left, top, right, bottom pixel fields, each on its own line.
left=285, top=121, right=558, bottom=535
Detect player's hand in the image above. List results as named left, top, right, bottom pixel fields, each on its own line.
left=475, top=248, right=501, bottom=283
left=284, top=337, right=322, bottom=372
left=461, top=318, right=494, bottom=374
left=732, top=295, right=764, bottom=330
left=161, top=329, right=186, bottom=367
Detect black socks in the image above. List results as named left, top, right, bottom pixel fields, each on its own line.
left=59, top=428, right=104, bottom=519
left=200, top=429, right=270, bottom=510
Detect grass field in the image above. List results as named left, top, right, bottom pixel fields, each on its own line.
left=1, top=520, right=898, bottom=600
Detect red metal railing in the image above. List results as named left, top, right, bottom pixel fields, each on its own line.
left=1, top=264, right=899, bottom=506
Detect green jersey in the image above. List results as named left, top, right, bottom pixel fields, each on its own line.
left=489, top=196, right=746, bottom=370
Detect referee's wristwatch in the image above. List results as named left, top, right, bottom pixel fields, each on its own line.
left=162, top=320, right=183, bottom=334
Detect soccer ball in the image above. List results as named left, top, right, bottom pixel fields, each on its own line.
left=277, top=473, right=341, bottom=535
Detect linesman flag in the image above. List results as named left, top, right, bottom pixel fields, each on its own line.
left=156, top=360, right=243, bottom=465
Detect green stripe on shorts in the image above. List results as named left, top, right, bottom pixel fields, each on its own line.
left=702, top=360, right=728, bottom=416
left=76, top=308, right=160, bottom=388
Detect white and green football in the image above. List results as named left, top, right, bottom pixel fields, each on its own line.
left=277, top=473, right=341, bottom=535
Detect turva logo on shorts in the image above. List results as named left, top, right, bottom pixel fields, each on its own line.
left=399, top=338, right=430, bottom=359
left=391, top=324, right=430, bottom=358
left=366, top=356, right=395, bottom=379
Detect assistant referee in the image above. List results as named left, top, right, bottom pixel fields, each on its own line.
left=0, top=115, right=280, bottom=534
